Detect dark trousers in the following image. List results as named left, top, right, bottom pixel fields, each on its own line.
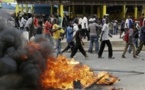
left=136, top=41, right=145, bottom=55
left=61, top=41, right=75, bottom=53
left=82, top=29, right=90, bottom=40
left=70, top=42, right=87, bottom=58
left=98, top=40, right=113, bottom=57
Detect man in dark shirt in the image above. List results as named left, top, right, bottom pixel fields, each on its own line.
left=120, top=19, right=125, bottom=38
left=36, top=21, right=43, bottom=35
left=70, top=24, right=88, bottom=59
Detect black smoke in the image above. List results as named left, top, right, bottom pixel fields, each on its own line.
left=0, top=11, right=54, bottom=90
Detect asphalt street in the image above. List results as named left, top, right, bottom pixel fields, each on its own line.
left=62, top=51, right=145, bottom=90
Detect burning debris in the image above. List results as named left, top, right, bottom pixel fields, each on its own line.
left=40, top=56, right=119, bottom=90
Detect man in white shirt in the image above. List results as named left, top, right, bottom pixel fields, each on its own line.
left=98, top=18, right=115, bottom=59
left=125, top=16, right=133, bottom=31
left=19, top=15, right=26, bottom=30
left=81, top=15, right=90, bottom=40
left=142, top=18, right=145, bottom=27
left=73, top=20, right=79, bottom=37
left=25, top=17, right=33, bottom=30
left=78, top=16, right=83, bottom=25
left=24, top=14, right=33, bottom=39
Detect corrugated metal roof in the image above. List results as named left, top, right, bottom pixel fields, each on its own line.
left=16, top=0, right=145, bottom=5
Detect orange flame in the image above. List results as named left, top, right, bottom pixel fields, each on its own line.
left=40, top=55, right=119, bottom=89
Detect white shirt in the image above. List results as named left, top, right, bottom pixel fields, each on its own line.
left=19, top=17, right=26, bottom=28
left=125, top=19, right=129, bottom=29
left=89, top=18, right=96, bottom=22
left=143, top=18, right=145, bottom=26
left=136, top=23, right=140, bottom=30
left=73, top=23, right=79, bottom=37
left=79, top=18, right=83, bottom=25
left=102, top=23, right=109, bottom=41
left=82, top=17, right=88, bottom=29
left=25, top=17, right=33, bottom=29
left=102, top=18, right=106, bottom=25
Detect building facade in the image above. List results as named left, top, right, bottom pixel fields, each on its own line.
left=16, top=0, right=145, bottom=20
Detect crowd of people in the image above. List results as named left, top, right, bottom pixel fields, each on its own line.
left=13, top=11, right=145, bottom=59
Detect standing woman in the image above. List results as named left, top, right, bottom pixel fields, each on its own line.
left=98, top=18, right=115, bottom=59
left=70, top=24, right=88, bottom=59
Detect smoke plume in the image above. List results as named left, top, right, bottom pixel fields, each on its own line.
left=0, top=10, right=54, bottom=90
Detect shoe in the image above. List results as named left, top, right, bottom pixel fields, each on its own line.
left=108, top=57, right=115, bottom=59
left=85, top=55, right=88, bottom=60
left=122, top=55, right=126, bottom=58
left=98, top=56, right=104, bottom=58
left=133, top=56, right=138, bottom=58
left=88, top=50, right=93, bottom=53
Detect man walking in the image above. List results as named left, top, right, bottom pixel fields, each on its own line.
left=98, top=18, right=115, bottom=59
left=52, top=19, right=64, bottom=57
left=122, top=24, right=137, bottom=58
left=60, top=22, right=74, bottom=54
left=70, top=24, right=88, bottom=59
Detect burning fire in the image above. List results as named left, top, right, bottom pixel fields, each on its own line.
left=40, top=55, right=119, bottom=89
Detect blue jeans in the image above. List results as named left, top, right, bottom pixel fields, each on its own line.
left=113, top=27, right=118, bottom=35
left=55, top=39, right=61, bottom=56
left=88, top=35, right=99, bottom=53
left=128, top=38, right=138, bottom=53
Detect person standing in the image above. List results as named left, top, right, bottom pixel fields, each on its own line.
left=124, top=16, right=133, bottom=32
left=120, top=19, right=125, bottom=38
left=136, top=26, right=145, bottom=55
left=24, top=14, right=33, bottom=39
left=73, top=19, right=79, bottom=37
left=139, top=13, right=144, bottom=27
left=82, top=15, right=90, bottom=40
left=122, top=24, right=137, bottom=58
left=128, top=23, right=139, bottom=53
left=58, top=15, right=62, bottom=27
left=19, top=14, right=27, bottom=30
left=70, top=24, right=88, bottom=59
left=43, top=18, right=53, bottom=46
left=88, top=19, right=100, bottom=53
left=36, top=21, right=43, bottom=35
left=33, top=14, right=39, bottom=30
left=113, top=20, right=118, bottom=35
left=15, top=11, right=20, bottom=29
left=98, top=18, right=115, bottom=59
left=78, top=16, right=83, bottom=25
